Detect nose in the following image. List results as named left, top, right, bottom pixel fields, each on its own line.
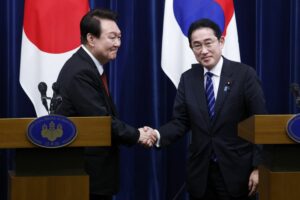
left=114, top=38, right=121, bottom=47
left=201, top=46, right=209, bottom=54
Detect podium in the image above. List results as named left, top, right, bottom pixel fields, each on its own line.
left=238, top=114, right=300, bottom=200
left=0, top=116, right=111, bottom=200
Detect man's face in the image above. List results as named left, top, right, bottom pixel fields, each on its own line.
left=90, top=19, right=121, bottom=64
left=190, top=27, right=224, bottom=70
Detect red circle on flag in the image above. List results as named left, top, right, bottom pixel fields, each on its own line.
left=23, top=0, right=89, bottom=53
left=215, top=0, right=234, bottom=36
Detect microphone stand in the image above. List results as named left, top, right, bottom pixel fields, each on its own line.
left=290, top=83, right=300, bottom=108
left=171, top=182, right=186, bottom=200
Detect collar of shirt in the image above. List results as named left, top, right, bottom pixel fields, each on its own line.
left=203, top=57, right=223, bottom=77
left=203, top=57, right=223, bottom=99
left=81, top=44, right=104, bottom=75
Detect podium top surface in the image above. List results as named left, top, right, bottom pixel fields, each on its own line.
left=238, top=114, right=296, bottom=144
left=0, top=116, right=111, bottom=148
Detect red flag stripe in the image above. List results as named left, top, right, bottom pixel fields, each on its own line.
left=23, top=0, right=89, bottom=53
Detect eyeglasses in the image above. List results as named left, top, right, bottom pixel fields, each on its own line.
left=191, top=39, right=218, bottom=52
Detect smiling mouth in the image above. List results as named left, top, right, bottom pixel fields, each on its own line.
left=110, top=50, right=118, bottom=54
left=202, top=56, right=211, bottom=61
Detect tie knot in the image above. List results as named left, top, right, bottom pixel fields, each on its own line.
left=100, top=72, right=107, bottom=78
left=206, top=72, right=214, bottom=78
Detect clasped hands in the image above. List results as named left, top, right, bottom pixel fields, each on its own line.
left=138, top=126, right=157, bottom=147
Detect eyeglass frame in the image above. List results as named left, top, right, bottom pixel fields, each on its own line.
left=191, top=38, right=220, bottom=52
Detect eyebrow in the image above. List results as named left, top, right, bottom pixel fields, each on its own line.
left=192, top=38, right=214, bottom=43
left=108, top=30, right=121, bottom=34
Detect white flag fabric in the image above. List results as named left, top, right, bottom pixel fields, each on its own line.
left=20, top=0, right=89, bottom=116
left=161, top=0, right=240, bottom=88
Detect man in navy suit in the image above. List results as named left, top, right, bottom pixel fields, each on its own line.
left=55, top=9, right=155, bottom=200
left=150, top=19, right=267, bottom=200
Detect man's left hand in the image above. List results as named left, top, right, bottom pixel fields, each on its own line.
left=248, top=168, right=259, bottom=196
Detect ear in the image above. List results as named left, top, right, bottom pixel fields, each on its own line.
left=219, top=36, right=225, bottom=49
left=86, top=33, right=95, bottom=47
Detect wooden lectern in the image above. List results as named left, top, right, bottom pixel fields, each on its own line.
left=239, top=114, right=300, bottom=200
left=0, top=116, right=111, bottom=200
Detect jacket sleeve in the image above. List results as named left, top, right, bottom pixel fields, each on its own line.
left=61, top=68, right=139, bottom=146
left=158, top=74, right=190, bottom=146
left=243, top=66, right=267, bottom=167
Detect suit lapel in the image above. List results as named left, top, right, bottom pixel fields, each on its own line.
left=99, top=76, right=118, bottom=116
left=106, top=89, right=118, bottom=116
left=213, top=58, right=233, bottom=124
left=78, top=48, right=118, bottom=116
left=191, top=64, right=211, bottom=126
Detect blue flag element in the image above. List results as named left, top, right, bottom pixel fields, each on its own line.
left=173, top=0, right=225, bottom=36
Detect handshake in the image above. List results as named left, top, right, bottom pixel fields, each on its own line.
left=138, top=126, right=158, bottom=148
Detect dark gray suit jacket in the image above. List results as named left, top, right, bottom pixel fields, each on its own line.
left=55, top=47, right=139, bottom=195
left=159, top=57, right=267, bottom=198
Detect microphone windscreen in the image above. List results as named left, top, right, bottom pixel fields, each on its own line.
left=52, top=82, right=59, bottom=92
left=38, top=82, right=47, bottom=94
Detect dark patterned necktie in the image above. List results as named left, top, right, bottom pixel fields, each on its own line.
left=205, top=72, right=215, bottom=119
left=100, top=72, right=109, bottom=96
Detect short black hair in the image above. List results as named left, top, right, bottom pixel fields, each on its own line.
left=187, top=18, right=222, bottom=47
left=80, top=8, right=118, bottom=44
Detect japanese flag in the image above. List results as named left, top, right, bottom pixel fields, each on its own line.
left=20, top=0, right=89, bottom=116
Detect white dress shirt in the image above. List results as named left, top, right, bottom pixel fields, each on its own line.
left=81, top=44, right=104, bottom=75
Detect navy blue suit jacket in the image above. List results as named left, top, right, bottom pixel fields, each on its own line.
left=159, top=57, right=267, bottom=198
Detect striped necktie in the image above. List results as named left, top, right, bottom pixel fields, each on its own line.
left=205, top=72, right=215, bottom=119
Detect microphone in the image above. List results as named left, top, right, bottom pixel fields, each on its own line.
left=290, top=83, right=300, bottom=107
left=38, top=82, right=49, bottom=113
left=50, top=82, right=62, bottom=114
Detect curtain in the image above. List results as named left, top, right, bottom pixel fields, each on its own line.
left=1, top=0, right=300, bottom=199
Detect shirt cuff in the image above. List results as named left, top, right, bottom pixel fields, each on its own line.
left=154, top=129, right=161, bottom=147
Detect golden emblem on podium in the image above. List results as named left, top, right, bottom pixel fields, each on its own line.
left=41, top=121, right=63, bottom=141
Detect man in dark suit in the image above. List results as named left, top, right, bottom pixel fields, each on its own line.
left=55, top=9, right=155, bottom=200
left=150, top=19, right=267, bottom=200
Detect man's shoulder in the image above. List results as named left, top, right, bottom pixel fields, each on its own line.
left=57, top=48, right=97, bottom=84
left=61, top=48, right=94, bottom=72
left=178, top=65, right=200, bottom=83
left=223, top=57, right=256, bottom=73
left=184, top=63, right=202, bottom=75
left=64, top=48, right=87, bottom=65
